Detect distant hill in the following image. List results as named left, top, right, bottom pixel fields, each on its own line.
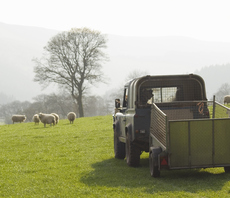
left=195, top=64, right=230, bottom=99
left=105, top=35, right=230, bottom=99
left=0, top=22, right=59, bottom=103
left=0, top=22, right=230, bottom=103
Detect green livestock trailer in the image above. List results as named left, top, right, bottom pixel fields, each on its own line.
left=149, top=99, right=230, bottom=177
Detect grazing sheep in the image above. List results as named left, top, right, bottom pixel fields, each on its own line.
left=51, top=113, right=59, bottom=124
left=67, top=112, right=76, bottom=124
left=224, top=95, right=230, bottom=105
left=32, top=114, right=40, bottom=124
left=12, top=115, right=26, bottom=124
left=38, top=113, right=55, bottom=127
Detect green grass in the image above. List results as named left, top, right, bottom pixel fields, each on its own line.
left=209, top=103, right=230, bottom=118
left=1, top=115, right=230, bottom=197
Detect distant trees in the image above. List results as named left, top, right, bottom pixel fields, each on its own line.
left=125, top=70, right=148, bottom=82
left=83, top=96, right=107, bottom=117
left=0, top=91, right=113, bottom=124
left=33, top=27, right=108, bottom=117
left=32, top=91, right=77, bottom=117
left=0, top=101, right=31, bottom=124
left=214, top=83, right=230, bottom=103
left=0, top=92, right=76, bottom=124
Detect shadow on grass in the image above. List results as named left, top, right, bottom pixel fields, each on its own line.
left=80, top=157, right=230, bottom=194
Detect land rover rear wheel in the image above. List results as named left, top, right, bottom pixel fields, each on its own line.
left=224, top=166, right=230, bottom=173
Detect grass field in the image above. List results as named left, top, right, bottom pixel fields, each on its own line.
left=208, top=103, right=230, bottom=118
left=1, top=115, right=230, bottom=197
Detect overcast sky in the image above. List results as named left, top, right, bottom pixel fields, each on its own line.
left=1, top=0, right=230, bottom=42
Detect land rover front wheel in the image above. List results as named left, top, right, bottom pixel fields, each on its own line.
left=114, top=128, right=125, bottom=159
left=126, top=133, right=140, bottom=167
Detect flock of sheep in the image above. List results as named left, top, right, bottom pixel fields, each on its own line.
left=11, top=112, right=77, bottom=127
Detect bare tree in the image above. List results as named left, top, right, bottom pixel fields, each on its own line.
left=33, top=27, right=108, bottom=117
left=125, top=70, right=148, bottom=82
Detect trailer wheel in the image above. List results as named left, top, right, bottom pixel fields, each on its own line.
left=114, top=128, right=125, bottom=159
left=149, top=147, right=161, bottom=177
left=224, top=166, right=230, bottom=173
left=126, top=133, right=140, bottom=167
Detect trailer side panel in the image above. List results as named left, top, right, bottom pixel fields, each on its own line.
left=169, top=119, right=230, bottom=169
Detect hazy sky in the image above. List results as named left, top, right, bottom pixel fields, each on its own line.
left=1, top=0, right=230, bottom=42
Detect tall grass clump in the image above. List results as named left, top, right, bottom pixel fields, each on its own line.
left=0, top=115, right=230, bottom=197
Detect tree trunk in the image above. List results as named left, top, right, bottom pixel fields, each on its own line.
left=74, top=91, right=84, bottom=118
left=71, top=92, right=84, bottom=117
left=77, top=97, right=84, bottom=117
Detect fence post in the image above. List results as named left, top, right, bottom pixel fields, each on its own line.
left=212, top=95, right=215, bottom=119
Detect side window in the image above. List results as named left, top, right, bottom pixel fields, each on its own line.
left=152, top=88, right=161, bottom=103
left=162, top=87, right=178, bottom=102
left=123, top=88, right=128, bottom=107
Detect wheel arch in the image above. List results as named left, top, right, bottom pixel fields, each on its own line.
left=125, top=123, right=132, bottom=137
left=114, top=120, right=120, bottom=133
left=149, top=146, right=162, bottom=166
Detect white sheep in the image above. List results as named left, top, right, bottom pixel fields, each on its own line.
left=12, top=115, right=26, bottom=124
left=32, top=114, right=40, bottom=124
left=67, top=112, right=76, bottom=124
left=224, top=95, right=230, bottom=104
left=38, top=113, right=55, bottom=127
left=51, top=113, right=59, bottom=124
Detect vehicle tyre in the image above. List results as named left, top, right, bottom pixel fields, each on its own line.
left=224, top=166, right=230, bottom=173
left=114, top=128, right=125, bottom=159
left=126, top=132, right=140, bottom=167
left=149, top=147, right=161, bottom=177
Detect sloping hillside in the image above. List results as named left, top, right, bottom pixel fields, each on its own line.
left=0, top=115, right=229, bottom=197
left=0, top=22, right=59, bottom=102
left=1, top=22, right=230, bottom=102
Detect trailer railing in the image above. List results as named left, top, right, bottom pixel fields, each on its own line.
left=150, top=97, right=230, bottom=150
left=208, top=100, right=230, bottom=119
left=150, top=103, right=167, bottom=147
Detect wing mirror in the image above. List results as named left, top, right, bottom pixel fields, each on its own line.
left=115, top=99, right=121, bottom=108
